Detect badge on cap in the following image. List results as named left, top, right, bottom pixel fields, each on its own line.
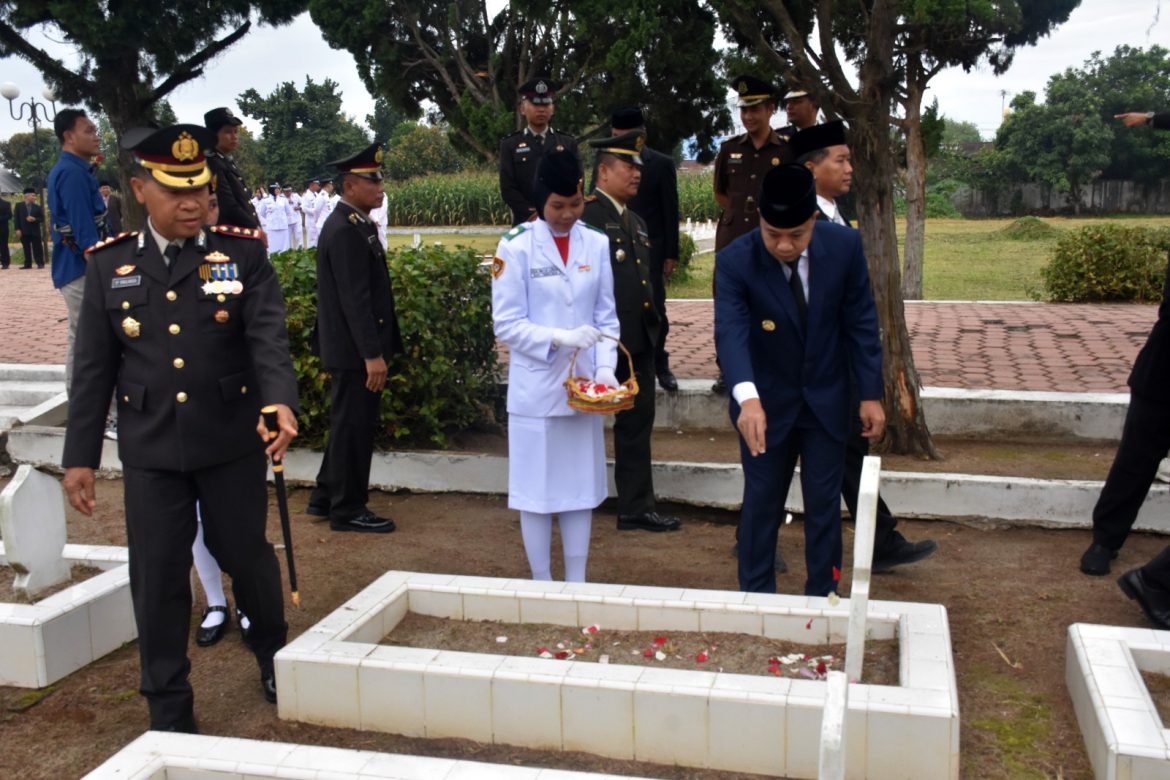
left=762, top=320, right=776, bottom=332
left=536, top=80, right=549, bottom=94
left=171, top=132, right=200, bottom=162
left=122, top=317, right=141, bottom=338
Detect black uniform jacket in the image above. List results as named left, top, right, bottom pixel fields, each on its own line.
left=499, top=128, right=580, bottom=225
left=207, top=150, right=260, bottom=229
left=0, top=198, right=10, bottom=235
left=625, top=145, right=680, bottom=273
left=314, top=201, right=402, bottom=370
left=62, top=225, right=299, bottom=472
left=582, top=192, right=660, bottom=354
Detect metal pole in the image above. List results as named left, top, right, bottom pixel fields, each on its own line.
left=30, top=106, right=48, bottom=266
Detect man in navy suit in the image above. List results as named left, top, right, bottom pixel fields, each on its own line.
left=715, top=164, right=884, bottom=596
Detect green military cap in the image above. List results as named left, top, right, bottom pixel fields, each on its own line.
left=588, top=129, right=645, bottom=166
left=732, top=75, right=780, bottom=108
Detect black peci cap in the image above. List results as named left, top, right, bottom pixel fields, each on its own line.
left=326, top=140, right=386, bottom=181
left=588, top=129, right=645, bottom=167
left=610, top=107, right=645, bottom=131
left=518, top=78, right=559, bottom=105
left=732, top=75, right=779, bottom=108
left=22, top=187, right=35, bottom=194
left=789, top=120, right=848, bottom=161
left=121, top=124, right=215, bottom=190
left=532, top=149, right=584, bottom=213
left=204, top=107, right=243, bottom=134
left=759, top=165, right=818, bottom=228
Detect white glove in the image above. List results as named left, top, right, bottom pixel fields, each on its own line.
left=552, top=325, right=602, bottom=350
left=594, top=367, right=619, bottom=388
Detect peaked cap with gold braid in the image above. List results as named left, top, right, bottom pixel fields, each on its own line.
left=122, top=124, right=216, bottom=190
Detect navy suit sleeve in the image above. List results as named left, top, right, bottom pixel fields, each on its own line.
left=714, top=247, right=756, bottom=389
left=841, top=232, right=883, bottom=400
left=1153, top=113, right=1170, bottom=131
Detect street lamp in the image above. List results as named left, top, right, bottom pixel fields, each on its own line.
left=2, top=82, right=58, bottom=266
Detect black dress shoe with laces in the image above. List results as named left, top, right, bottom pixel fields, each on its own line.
left=872, top=534, right=939, bottom=573
left=1080, top=543, right=1118, bottom=576
left=617, top=512, right=682, bottom=532
left=657, top=368, right=679, bottom=392
left=1118, top=568, right=1170, bottom=630
left=331, top=513, right=396, bottom=533
left=195, top=605, right=230, bottom=647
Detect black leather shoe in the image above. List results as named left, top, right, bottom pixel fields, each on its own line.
left=711, top=374, right=727, bottom=394
left=872, top=535, right=938, bottom=573
left=236, top=607, right=251, bottom=643
left=1080, top=543, right=1118, bottom=576
left=261, top=670, right=278, bottom=703
left=617, top=512, right=681, bottom=532
left=331, top=513, right=396, bottom=533
left=195, top=605, right=230, bottom=647
left=305, top=503, right=329, bottom=518
left=657, top=369, right=679, bottom=392
left=153, top=714, right=199, bottom=733
left=1118, top=569, right=1170, bottom=630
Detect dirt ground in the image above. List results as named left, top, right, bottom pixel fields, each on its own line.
left=381, top=612, right=899, bottom=685
left=0, top=565, right=101, bottom=604
left=1, top=477, right=1167, bottom=779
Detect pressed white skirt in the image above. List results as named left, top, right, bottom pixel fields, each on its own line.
left=507, top=413, right=607, bottom=513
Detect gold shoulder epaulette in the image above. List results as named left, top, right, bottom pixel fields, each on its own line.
left=210, top=224, right=262, bottom=240
left=85, top=231, right=138, bottom=256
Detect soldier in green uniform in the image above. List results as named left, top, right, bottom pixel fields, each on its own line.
left=62, top=124, right=299, bottom=732
left=582, top=131, right=681, bottom=533
left=499, top=78, right=580, bottom=226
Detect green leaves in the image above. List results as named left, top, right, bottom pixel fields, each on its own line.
left=1040, top=224, right=1170, bottom=302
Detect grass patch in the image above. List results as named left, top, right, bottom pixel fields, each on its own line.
left=966, top=664, right=1057, bottom=778
left=383, top=233, right=501, bottom=255
left=995, top=216, right=1062, bottom=241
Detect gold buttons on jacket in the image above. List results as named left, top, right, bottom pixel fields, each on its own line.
left=165, top=290, right=177, bottom=301
left=240, top=386, right=247, bottom=395
left=216, top=294, right=226, bottom=303
left=168, top=324, right=181, bottom=335
left=643, top=302, right=651, bottom=310
left=176, top=392, right=188, bottom=403
left=121, top=301, right=130, bottom=310
left=762, top=320, right=777, bottom=332
left=173, top=358, right=185, bottom=369
left=641, top=279, right=648, bottom=286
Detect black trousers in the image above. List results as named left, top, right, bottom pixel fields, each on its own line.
left=840, top=394, right=898, bottom=554
left=651, top=266, right=670, bottom=372
left=614, top=347, right=656, bottom=515
left=311, top=368, right=381, bottom=518
left=19, top=233, right=43, bottom=267
left=0, top=230, right=9, bottom=267
left=122, top=451, right=287, bottom=729
left=1092, top=393, right=1170, bottom=550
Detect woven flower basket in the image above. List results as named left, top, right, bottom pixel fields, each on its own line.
left=563, top=334, right=638, bottom=415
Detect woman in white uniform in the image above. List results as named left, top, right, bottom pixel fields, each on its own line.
left=492, top=150, right=620, bottom=582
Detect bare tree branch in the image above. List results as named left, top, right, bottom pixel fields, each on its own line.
left=0, top=21, right=92, bottom=96
left=144, top=21, right=251, bottom=107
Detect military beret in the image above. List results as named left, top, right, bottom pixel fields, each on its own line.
left=759, top=164, right=818, bottom=228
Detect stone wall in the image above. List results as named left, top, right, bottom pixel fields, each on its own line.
left=953, top=179, right=1170, bottom=217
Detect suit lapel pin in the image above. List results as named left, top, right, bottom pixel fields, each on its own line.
left=762, top=320, right=776, bottom=332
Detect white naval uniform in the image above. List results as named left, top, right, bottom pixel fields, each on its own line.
left=286, top=193, right=303, bottom=249
left=492, top=218, right=619, bottom=513
left=302, top=189, right=320, bottom=248
left=369, top=202, right=389, bottom=250
left=315, top=192, right=338, bottom=235
left=265, top=195, right=291, bottom=253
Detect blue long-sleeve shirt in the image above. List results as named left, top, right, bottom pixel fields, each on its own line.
left=47, top=151, right=105, bottom=289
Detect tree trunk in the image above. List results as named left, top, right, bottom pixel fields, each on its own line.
left=97, top=75, right=150, bottom=232
left=900, top=71, right=927, bottom=301
left=848, top=12, right=940, bottom=459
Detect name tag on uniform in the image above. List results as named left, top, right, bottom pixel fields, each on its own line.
left=111, top=275, right=141, bottom=289
left=515, top=146, right=531, bottom=153
left=531, top=266, right=560, bottom=278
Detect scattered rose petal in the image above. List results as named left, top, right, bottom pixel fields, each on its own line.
left=785, top=513, right=794, bottom=525
left=539, top=651, right=553, bottom=659
left=799, top=667, right=817, bottom=679
left=643, top=648, right=654, bottom=658
left=582, top=624, right=601, bottom=635
left=653, top=636, right=668, bottom=646
left=717, top=666, right=724, bottom=673
left=574, top=648, right=585, bottom=655
left=655, top=651, right=667, bottom=661
left=827, top=592, right=840, bottom=607
left=816, top=661, right=827, bottom=676
left=496, top=636, right=508, bottom=643
left=696, top=651, right=709, bottom=663
left=585, top=643, right=592, bottom=650
left=556, top=642, right=566, bottom=650
left=555, top=651, right=570, bottom=660
left=767, top=664, right=780, bottom=675
left=806, top=618, right=814, bottom=630
left=832, top=566, right=841, bottom=582
left=537, top=646, right=549, bottom=654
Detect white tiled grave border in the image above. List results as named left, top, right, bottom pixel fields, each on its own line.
left=0, top=541, right=135, bottom=688
left=1066, top=623, right=1170, bottom=780
left=84, top=731, right=656, bottom=779
left=276, top=571, right=959, bottom=779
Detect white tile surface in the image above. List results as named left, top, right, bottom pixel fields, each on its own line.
left=633, top=682, right=709, bottom=767
left=358, top=661, right=427, bottom=737
left=518, top=596, right=579, bottom=626
left=698, top=605, right=763, bottom=635
left=708, top=687, right=787, bottom=775
left=87, top=580, right=136, bottom=660
left=561, top=678, right=636, bottom=759
left=463, top=593, right=521, bottom=623
left=293, top=657, right=360, bottom=727
left=424, top=667, right=492, bottom=742
left=493, top=672, right=563, bottom=749
left=407, top=588, right=463, bottom=619
left=0, top=621, right=39, bottom=687
left=39, top=600, right=94, bottom=682
left=636, top=605, right=699, bottom=632
left=577, top=600, right=637, bottom=630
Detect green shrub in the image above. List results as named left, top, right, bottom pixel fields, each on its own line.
left=1039, top=224, right=1170, bottom=302
left=996, top=216, right=1060, bottom=241
left=672, top=232, right=697, bottom=282
left=383, top=171, right=509, bottom=226
left=271, top=246, right=498, bottom=448
left=924, top=192, right=961, bottom=218
left=678, top=170, right=720, bottom=222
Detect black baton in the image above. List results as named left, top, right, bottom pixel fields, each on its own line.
left=261, top=405, right=300, bottom=608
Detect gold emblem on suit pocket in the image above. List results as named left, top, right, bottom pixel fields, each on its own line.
left=122, top=317, right=141, bottom=338
left=615, top=249, right=626, bottom=262
left=772, top=157, right=780, bottom=166
left=762, top=319, right=776, bottom=332
left=214, top=309, right=230, bottom=324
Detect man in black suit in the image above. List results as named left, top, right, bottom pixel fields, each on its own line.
left=61, top=124, right=299, bottom=731
left=0, top=196, right=10, bottom=268
left=14, top=187, right=44, bottom=268
left=1087, top=112, right=1170, bottom=628
left=99, top=181, right=123, bottom=235
left=582, top=130, right=680, bottom=534
left=499, top=78, right=579, bottom=226
left=792, top=121, right=938, bottom=573
left=605, top=107, right=680, bottom=391
left=307, top=140, right=402, bottom=533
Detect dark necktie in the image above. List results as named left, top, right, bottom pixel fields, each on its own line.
left=786, top=260, right=808, bottom=331
left=164, top=243, right=180, bottom=268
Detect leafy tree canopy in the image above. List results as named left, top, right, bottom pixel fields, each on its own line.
left=0, top=126, right=53, bottom=188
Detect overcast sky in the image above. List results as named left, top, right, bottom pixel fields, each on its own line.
left=1, top=1, right=1167, bottom=149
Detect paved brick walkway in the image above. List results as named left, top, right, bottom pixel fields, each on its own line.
left=0, top=266, right=1155, bottom=393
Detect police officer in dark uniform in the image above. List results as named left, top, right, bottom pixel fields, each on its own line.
left=61, top=124, right=299, bottom=732
left=499, top=78, right=579, bottom=226
left=306, top=141, right=402, bottom=533
left=204, top=107, right=261, bottom=231
left=583, top=131, right=680, bottom=533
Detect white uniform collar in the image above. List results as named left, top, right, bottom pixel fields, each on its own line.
left=147, top=218, right=185, bottom=256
